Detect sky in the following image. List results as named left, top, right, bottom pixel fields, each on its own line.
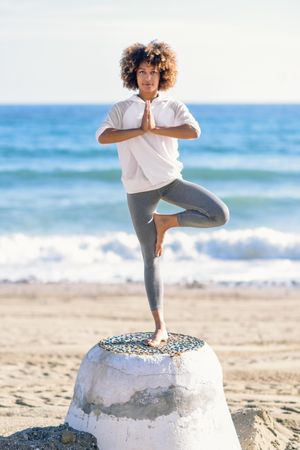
left=1, top=0, right=300, bottom=104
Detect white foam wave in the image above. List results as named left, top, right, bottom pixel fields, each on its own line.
left=0, top=228, right=299, bottom=284
left=163, top=227, right=300, bottom=260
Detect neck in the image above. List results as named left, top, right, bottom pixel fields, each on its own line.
left=138, top=91, right=159, bottom=102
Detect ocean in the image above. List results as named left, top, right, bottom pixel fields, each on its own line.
left=0, top=103, right=300, bottom=285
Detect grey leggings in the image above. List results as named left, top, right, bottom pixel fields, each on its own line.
left=127, top=178, right=230, bottom=311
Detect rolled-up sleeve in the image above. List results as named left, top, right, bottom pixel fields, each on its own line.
left=95, top=104, right=123, bottom=142
left=174, top=102, right=201, bottom=138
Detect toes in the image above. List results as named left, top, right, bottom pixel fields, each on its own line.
left=145, top=337, right=160, bottom=347
left=145, top=336, right=168, bottom=347
left=155, top=243, right=163, bottom=257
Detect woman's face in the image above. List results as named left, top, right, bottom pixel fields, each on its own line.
left=136, top=62, right=160, bottom=94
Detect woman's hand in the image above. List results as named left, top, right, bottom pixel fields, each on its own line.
left=141, top=100, right=156, bottom=132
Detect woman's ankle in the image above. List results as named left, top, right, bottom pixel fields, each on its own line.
left=155, top=323, right=167, bottom=331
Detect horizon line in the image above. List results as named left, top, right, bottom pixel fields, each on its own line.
left=1, top=101, right=300, bottom=106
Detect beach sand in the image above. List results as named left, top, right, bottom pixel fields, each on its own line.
left=0, top=282, right=299, bottom=448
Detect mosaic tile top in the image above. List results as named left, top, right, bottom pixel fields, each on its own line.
left=98, top=332, right=205, bottom=356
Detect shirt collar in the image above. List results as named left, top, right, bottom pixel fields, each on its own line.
left=130, top=93, right=165, bottom=104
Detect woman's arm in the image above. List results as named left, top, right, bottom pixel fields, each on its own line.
left=98, top=102, right=199, bottom=143
left=98, top=127, right=145, bottom=144
left=150, top=124, right=199, bottom=139
left=146, top=101, right=199, bottom=139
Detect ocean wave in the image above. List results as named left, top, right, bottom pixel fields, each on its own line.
left=0, top=228, right=299, bottom=283
left=0, top=228, right=299, bottom=264
left=161, top=227, right=300, bottom=260
left=183, top=167, right=299, bottom=182
left=0, top=168, right=121, bottom=182
left=0, top=167, right=298, bottom=184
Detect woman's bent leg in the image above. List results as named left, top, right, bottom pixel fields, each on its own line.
left=127, top=190, right=163, bottom=311
left=162, top=178, right=230, bottom=228
left=152, top=178, right=230, bottom=256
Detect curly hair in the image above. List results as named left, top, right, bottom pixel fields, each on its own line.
left=120, top=41, right=178, bottom=91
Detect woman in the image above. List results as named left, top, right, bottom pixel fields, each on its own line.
left=96, top=41, right=229, bottom=347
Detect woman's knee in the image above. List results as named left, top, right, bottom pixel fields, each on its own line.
left=215, top=202, right=230, bottom=226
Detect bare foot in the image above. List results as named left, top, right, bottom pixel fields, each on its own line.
left=146, top=328, right=168, bottom=347
left=153, top=213, right=177, bottom=257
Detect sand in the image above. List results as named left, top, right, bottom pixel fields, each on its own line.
left=0, top=282, right=299, bottom=449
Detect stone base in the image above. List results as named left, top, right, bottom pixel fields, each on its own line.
left=65, top=332, right=242, bottom=450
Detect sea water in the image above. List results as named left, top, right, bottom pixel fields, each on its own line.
left=0, top=103, right=299, bottom=285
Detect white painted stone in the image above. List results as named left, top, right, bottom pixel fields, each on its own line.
left=65, top=340, right=242, bottom=450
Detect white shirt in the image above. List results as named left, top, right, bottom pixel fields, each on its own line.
left=96, top=94, right=201, bottom=194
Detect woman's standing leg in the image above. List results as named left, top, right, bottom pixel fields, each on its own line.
left=127, top=189, right=168, bottom=346
left=154, top=179, right=230, bottom=256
